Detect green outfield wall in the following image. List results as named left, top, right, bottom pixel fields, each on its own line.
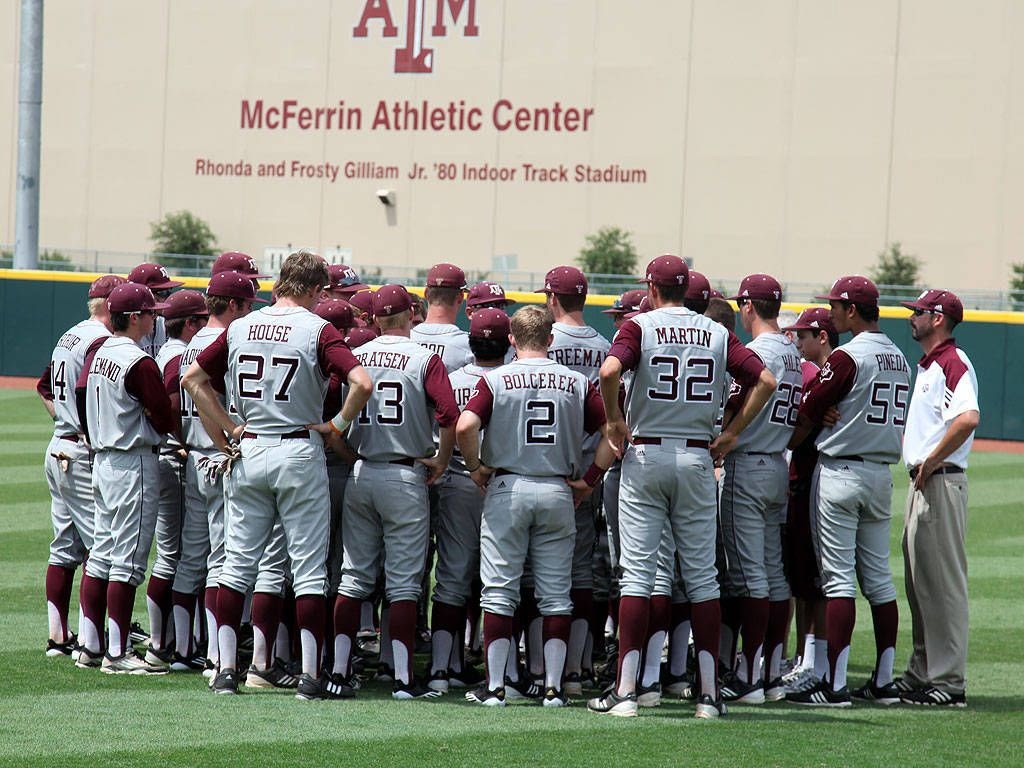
left=3, top=270, right=1020, bottom=441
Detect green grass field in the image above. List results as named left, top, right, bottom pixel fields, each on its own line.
left=1, top=387, right=1022, bottom=767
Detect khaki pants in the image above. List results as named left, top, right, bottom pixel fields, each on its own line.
left=902, top=472, right=969, bottom=694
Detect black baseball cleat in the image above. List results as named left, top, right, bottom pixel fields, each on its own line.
left=392, top=680, right=443, bottom=700
left=720, top=672, right=766, bottom=704
left=212, top=667, right=239, bottom=695
left=466, top=685, right=507, bottom=707
left=294, top=672, right=357, bottom=700
left=504, top=677, right=544, bottom=701
left=375, top=663, right=396, bottom=682
left=144, top=644, right=175, bottom=667
left=542, top=687, right=570, bottom=708
left=74, top=647, right=103, bottom=669
left=245, top=659, right=300, bottom=690
left=892, top=676, right=918, bottom=694
left=786, top=679, right=852, bottom=707
left=899, top=686, right=967, bottom=708
left=128, top=622, right=150, bottom=646
left=851, top=674, right=901, bottom=705
left=448, top=664, right=485, bottom=688
left=694, top=693, right=728, bottom=719
left=663, top=671, right=695, bottom=700
left=295, top=673, right=326, bottom=701
left=46, top=633, right=79, bottom=658
left=170, top=651, right=208, bottom=672
left=587, top=687, right=638, bottom=717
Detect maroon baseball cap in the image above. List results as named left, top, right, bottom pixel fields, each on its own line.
left=901, top=289, right=964, bottom=324
left=467, top=281, right=513, bottom=307
left=685, top=271, right=712, bottom=302
left=426, top=262, right=467, bottom=289
left=624, top=296, right=652, bottom=320
left=535, top=266, right=588, bottom=296
left=602, top=288, right=646, bottom=315
left=325, top=265, right=369, bottom=292
left=730, top=273, right=783, bottom=302
left=469, top=307, right=511, bottom=340
left=348, top=290, right=375, bottom=317
left=344, top=327, right=378, bottom=348
left=206, top=270, right=268, bottom=303
left=314, top=298, right=356, bottom=330
left=211, top=251, right=271, bottom=279
left=107, top=283, right=171, bottom=313
left=640, top=254, right=689, bottom=288
left=372, top=284, right=414, bottom=317
left=127, top=262, right=184, bottom=291
left=783, top=307, right=836, bottom=335
left=709, top=288, right=724, bottom=299
left=88, top=274, right=126, bottom=299
left=816, top=275, right=880, bottom=305
left=162, top=289, right=210, bottom=320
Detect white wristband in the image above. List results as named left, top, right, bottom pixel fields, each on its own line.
left=329, top=413, right=351, bottom=435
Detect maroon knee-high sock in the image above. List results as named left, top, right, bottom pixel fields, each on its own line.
left=251, top=592, right=284, bottom=669
left=765, top=599, right=791, bottom=680
left=295, top=594, right=325, bottom=677
left=388, top=599, right=417, bottom=685
left=171, top=590, right=197, bottom=657
left=332, top=594, right=362, bottom=676
left=870, top=600, right=898, bottom=681
left=483, top=612, right=514, bottom=689
left=215, top=586, right=247, bottom=671
left=691, top=598, right=722, bottom=699
left=430, top=601, right=465, bottom=672
left=80, top=574, right=108, bottom=654
left=542, top=614, right=572, bottom=689
left=45, top=564, right=76, bottom=641
left=106, top=581, right=137, bottom=657
left=146, top=574, right=174, bottom=648
left=739, top=596, right=769, bottom=683
left=616, top=596, right=650, bottom=695
left=826, top=597, right=856, bottom=691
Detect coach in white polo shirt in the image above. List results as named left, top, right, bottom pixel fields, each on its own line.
left=898, top=289, right=979, bottom=707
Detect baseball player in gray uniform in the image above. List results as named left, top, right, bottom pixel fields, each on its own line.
left=428, top=308, right=512, bottom=692
left=718, top=274, right=803, bottom=704
left=74, top=283, right=176, bottom=674
left=127, top=262, right=183, bottom=358
left=173, top=272, right=261, bottom=674
left=145, top=290, right=210, bottom=664
left=36, top=274, right=124, bottom=656
left=329, top=284, right=459, bottom=700
left=411, top=263, right=473, bottom=372
left=537, top=266, right=611, bottom=696
left=182, top=251, right=372, bottom=699
left=786, top=276, right=909, bottom=707
left=323, top=265, right=371, bottom=301
left=589, top=255, right=775, bottom=719
left=457, top=305, right=612, bottom=707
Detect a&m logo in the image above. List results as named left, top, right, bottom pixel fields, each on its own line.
left=353, top=0, right=479, bottom=74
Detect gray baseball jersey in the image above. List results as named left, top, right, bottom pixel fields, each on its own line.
left=621, top=308, right=732, bottom=441
left=733, top=333, right=803, bottom=453
left=474, top=358, right=591, bottom=477
left=47, top=318, right=109, bottom=435
left=348, top=335, right=442, bottom=461
left=181, top=326, right=225, bottom=452
left=225, top=307, right=331, bottom=432
left=156, top=338, right=187, bottom=453
left=549, top=322, right=610, bottom=460
left=411, top=322, right=473, bottom=373
left=139, top=315, right=167, bottom=358
left=85, top=338, right=163, bottom=450
left=447, top=363, right=489, bottom=473
left=805, top=332, right=910, bottom=463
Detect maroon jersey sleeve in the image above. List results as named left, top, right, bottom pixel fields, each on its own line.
left=37, top=364, right=54, bottom=401
left=424, top=355, right=460, bottom=428
left=196, top=330, right=230, bottom=382
left=317, top=324, right=359, bottom=379
left=464, top=376, right=495, bottom=428
left=125, top=357, right=176, bottom=434
left=606, top=320, right=642, bottom=371
left=163, top=354, right=182, bottom=397
left=583, top=381, right=607, bottom=434
left=322, top=373, right=343, bottom=422
left=798, top=349, right=857, bottom=426
left=725, top=331, right=765, bottom=388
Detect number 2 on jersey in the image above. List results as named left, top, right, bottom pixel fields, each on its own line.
left=236, top=354, right=300, bottom=401
left=647, top=356, right=716, bottom=402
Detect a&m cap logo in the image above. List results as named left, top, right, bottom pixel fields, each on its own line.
left=354, top=0, right=479, bottom=74
left=488, top=283, right=503, bottom=296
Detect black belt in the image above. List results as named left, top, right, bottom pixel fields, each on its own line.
left=632, top=438, right=710, bottom=450
left=833, top=455, right=864, bottom=462
left=739, top=451, right=778, bottom=457
left=241, top=429, right=310, bottom=440
left=59, top=433, right=80, bottom=443
left=390, top=457, right=416, bottom=467
left=910, top=465, right=964, bottom=480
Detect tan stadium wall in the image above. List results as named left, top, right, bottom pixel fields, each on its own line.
left=3, top=1, right=1024, bottom=292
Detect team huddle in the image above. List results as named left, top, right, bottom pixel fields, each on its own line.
left=37, top=249, right=977, bottom=715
